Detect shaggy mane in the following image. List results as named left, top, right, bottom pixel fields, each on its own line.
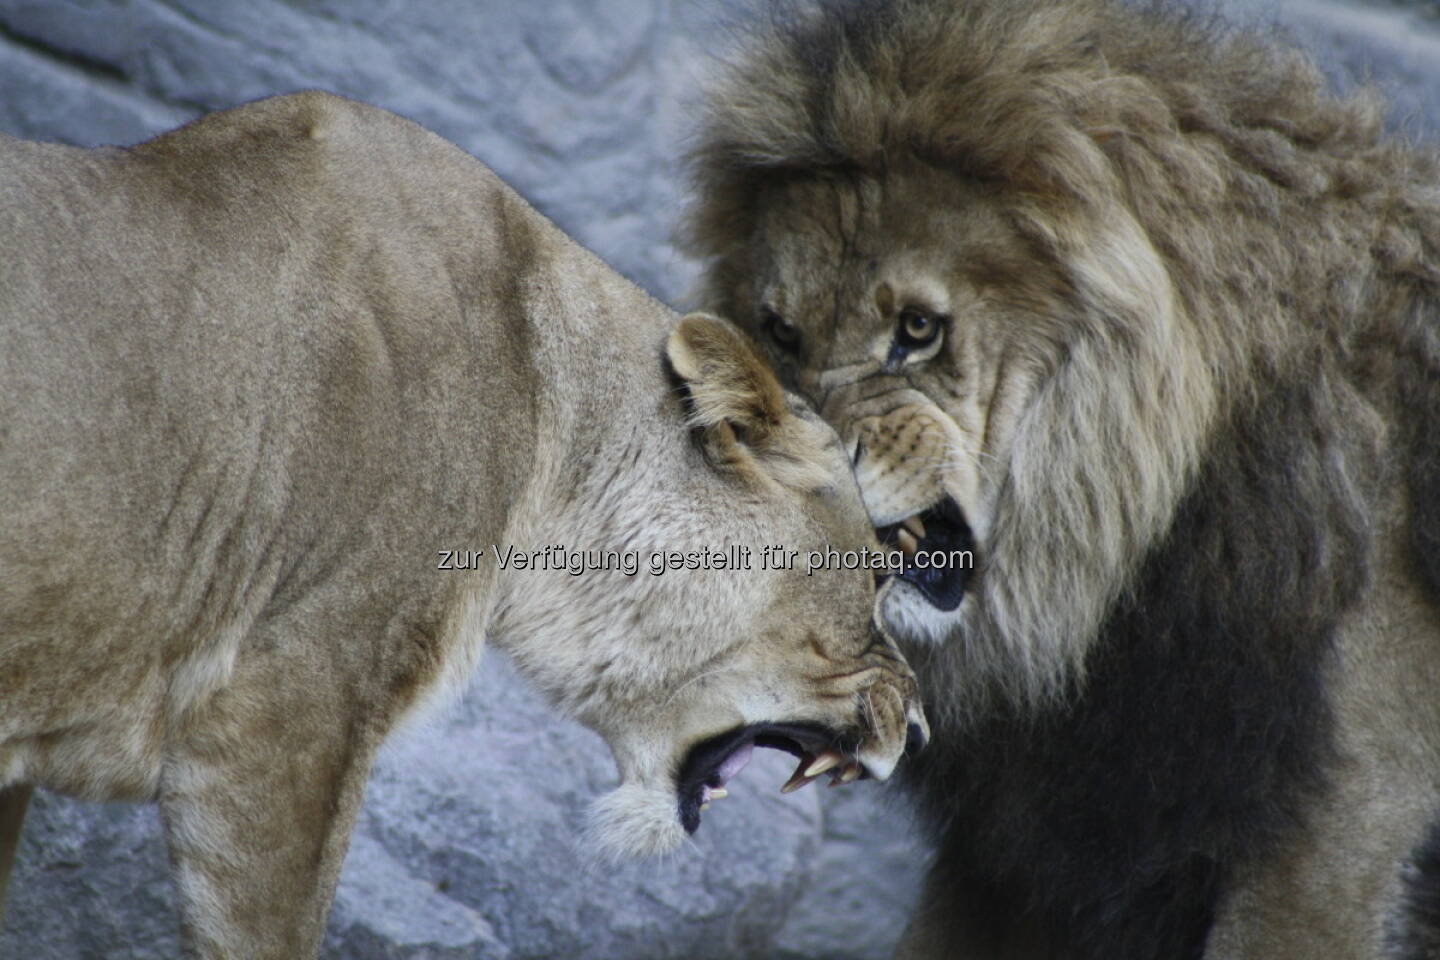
left=686, top=0, right=1440, bottom=360
left=686, top=0, right=1440, bottom=714
left=689, top=0, right=1405, bottom=242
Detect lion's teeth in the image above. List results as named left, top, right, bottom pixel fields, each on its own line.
left=709, top=788, right=728, bottom=801
left=804, top=750, right=844, bottom=778
left=902, top=515, right=926, bottom=539
left=700, top=802, right=711, bottom=812
left=896, top=528, right=918, bottom=554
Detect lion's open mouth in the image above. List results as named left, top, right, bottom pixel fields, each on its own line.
left=675, top=722, right=866, bottom=833
left=875, top=496, right=975, bottom=611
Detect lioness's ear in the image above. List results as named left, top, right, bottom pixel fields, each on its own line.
left=666, top=312, right=785, bottom=444
left=666, top=312, right=830, bottom=489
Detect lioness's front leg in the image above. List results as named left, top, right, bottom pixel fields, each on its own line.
left=158, top=634, right=382, bottom=959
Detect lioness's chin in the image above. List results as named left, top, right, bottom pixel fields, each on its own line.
left=584, top=783, right=689, bottom=863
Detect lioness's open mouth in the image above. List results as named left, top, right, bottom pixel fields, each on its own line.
left=875, top=496, right=975, bottom=611
left=675, top=722, right=866, bottom=833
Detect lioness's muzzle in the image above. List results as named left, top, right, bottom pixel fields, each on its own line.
left=674, top=644, right=927, bottom=833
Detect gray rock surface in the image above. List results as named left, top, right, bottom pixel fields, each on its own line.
left=1, top=1, right=1436, bottom=958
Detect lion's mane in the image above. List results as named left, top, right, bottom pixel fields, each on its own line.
left=685, top=0, right=1440, bottom=954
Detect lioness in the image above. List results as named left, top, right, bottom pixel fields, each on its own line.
left=0, top=90, right=926, bottom=958
left=686, top=0, right=1440, bottom=957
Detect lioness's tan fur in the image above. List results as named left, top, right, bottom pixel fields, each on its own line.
left=685, top=0, right=1440, bottom=956
left=0, top=91, right=925, bottom=958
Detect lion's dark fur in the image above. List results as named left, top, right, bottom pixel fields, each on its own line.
left=1408, top=304, right=1440, bottom=603
left=1389, top=814, right=1440, bottom=960
left=686, top=0, right=1440, bottom=956
left=901, top=376, right=1369, bottom=956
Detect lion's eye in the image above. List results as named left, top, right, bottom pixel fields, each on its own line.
left=763, top=308, right=801, bottom=354
left=897, top=308, right=943, bottom=350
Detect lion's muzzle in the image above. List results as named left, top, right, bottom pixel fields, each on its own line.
left=842, top=399, right=980, bottom=615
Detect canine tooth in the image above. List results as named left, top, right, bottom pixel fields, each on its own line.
left=840, top=763, right=861, bottom=783
left=803, top=750, right=844, bottom=778
left=700, top=802, right=710, bottom=812
left=896, top=528, right=918, bottom=554
left=902, top=515, right=926, bottom=539
left=709, top=788, right=728, bottom=801
left=780, top=757, right=821, bottom=794
left=780, top=774, right=819, bottom=795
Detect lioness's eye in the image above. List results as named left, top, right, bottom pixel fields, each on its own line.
left=763, top=308, right=801, bottom=354
left=897, top=308, right=943, bottom=350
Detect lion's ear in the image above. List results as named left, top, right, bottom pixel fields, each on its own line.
left=666, top=312, right=829, bottom=489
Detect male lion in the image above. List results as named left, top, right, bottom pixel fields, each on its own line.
left=685, top=0, right=1440, bottom=957
left=0, top=91, right=928, bottom=958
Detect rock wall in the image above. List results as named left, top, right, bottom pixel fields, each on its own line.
left=2, top=1, right=1436, bottom=958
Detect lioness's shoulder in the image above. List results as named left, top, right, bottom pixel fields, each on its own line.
left=139, top=91, right=416, bottom=156
left=129, top=91, right=498, bottom=207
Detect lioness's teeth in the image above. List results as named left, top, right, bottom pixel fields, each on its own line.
left=840, top=763, right=861, bottom=783
left=709, top=788, right=728, bottom=801
left=803, top=750, right=844, bottom=778
left=780, top=774, right=818, bottom=794
left=781, top=757, right=822, bottom=794
left=896, top=529, right=918, bottom=554
left=903, top=515, right=926, bottom=539
left=700, top=802, right=710, bottom=812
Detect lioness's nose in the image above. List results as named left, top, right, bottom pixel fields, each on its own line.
left=904, top=720, right=928, bottom=757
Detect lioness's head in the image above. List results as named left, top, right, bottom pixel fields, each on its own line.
left=681, top=0, right=1294, bottom=717
left=512, top=313, right=927, bottom=859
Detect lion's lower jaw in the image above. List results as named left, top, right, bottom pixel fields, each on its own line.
left=582, top=782, right=688, bottom=863
left=877, top=579, right=961, bottom=648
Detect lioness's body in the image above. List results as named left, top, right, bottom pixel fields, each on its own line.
left=0, top=92, right=924, bottom=957
left=1, top=94, right=546, bottom=803
left=686, top=0, right=1440, bottom=956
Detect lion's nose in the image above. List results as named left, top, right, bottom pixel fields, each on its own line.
left=904, top=720, right=929, bottom=757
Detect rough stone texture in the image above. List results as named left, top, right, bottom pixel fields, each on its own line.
left=1, top=1, right=1437, bottom=958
